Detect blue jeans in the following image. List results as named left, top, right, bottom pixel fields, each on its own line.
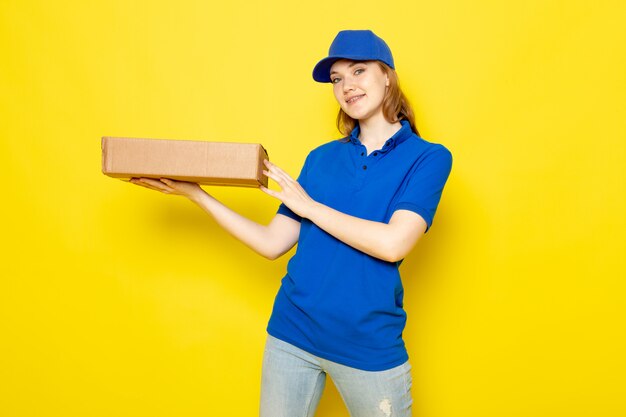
left=260, top=334, right=413, bottom=417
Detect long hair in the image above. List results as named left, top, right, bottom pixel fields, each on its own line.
left=336, top=61, right=419, bottom=137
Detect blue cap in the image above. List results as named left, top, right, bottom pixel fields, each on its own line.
left=312, top=30, right=395, bottom=83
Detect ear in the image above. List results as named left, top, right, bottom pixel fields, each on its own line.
left=385, top=75, right=389, bottom=87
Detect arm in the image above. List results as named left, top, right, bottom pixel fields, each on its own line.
left=130, top=177, right=300, bottom=260
left=307, top=204, right=426, bottom=263
left=260, top=160, right=427, bottom=263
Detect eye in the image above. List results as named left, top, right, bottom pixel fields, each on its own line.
left=331, top=67, right=365, bottom=83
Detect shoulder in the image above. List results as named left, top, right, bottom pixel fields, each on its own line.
left=405, top=134, right=453, bottom=166
left=310, top=137, right=349, bottom=154
left=395, top=135, right=453, bottom=181
left=303, top=137, right=350, bottom=165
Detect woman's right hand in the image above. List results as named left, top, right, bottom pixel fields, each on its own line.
left=129, top=177, right=206, bottom=201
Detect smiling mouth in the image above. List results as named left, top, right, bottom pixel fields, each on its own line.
left=346, top=94, right=365, bottom=104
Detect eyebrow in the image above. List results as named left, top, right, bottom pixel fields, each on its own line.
left=330, top=61, right=366, bottom=76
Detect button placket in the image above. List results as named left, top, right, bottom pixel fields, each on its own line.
left=362, top=146, right=368, bottom=170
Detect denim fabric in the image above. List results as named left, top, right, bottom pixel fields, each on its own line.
left=260, top=334, right=413, bottom=417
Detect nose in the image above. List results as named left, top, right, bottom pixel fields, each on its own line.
left=342, top=76, right=355, bottom=93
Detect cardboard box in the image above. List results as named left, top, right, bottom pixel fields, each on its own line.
left=101, top=136, right=269, bottom=187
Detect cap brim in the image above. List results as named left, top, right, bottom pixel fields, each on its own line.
left=312, top=56, right=342, bottom=83
left=312, top=55, right=378, bottom=83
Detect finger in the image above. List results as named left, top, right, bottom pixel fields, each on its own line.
left=133, top=182, right=162, bottom=193
left=264, top=159, right=284, bottom=177
left=259, top=185, right=279, bottom=199
left=266, top=172, right=298, bottom=196
left=130, top=179, right=152, bottom=189
left=160, top=177, right=186, bottom=185
left=265, top=160, right=293, bottom=180
left=160, top=178, right=177, bottom=187
left=130, top=178, right=155, bottom=188
left=264, top=159, right=289, bottom=178
left=139, top=178, right=168, bottom=188
left=264, top=164, right=297, bottom=188
left=136, top=178, right=176, bottom=193
left=263, top=169, right=288, bottom=187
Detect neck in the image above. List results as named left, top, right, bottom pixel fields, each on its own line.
left=357, top=113, right=402, bottom=148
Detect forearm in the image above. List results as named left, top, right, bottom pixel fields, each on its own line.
left=306, top=201, right=397, bottom=262
left=188, top=191, right=276, bottom=259
left=259, top=159, right=426, bottom=262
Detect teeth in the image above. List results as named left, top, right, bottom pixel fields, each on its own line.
left=348, top=95, right=364, bottom=103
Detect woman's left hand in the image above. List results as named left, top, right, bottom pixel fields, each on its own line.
left=260, top=159, right=316, bottom=219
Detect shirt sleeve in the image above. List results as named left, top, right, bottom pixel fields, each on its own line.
left=276, top=153, right=311, bottom=223
left=393, top=145, right=453, bottom=233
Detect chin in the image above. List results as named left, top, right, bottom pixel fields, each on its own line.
left=343, top=109, right=367, bottom=120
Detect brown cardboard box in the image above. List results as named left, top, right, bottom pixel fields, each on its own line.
left=101, top=136, right=269, bottom=187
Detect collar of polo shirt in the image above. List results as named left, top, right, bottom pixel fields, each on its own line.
left=348, top=119, right=413, bottom=153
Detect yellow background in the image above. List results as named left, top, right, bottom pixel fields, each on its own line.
left=1, top=1, right=625, bottom=416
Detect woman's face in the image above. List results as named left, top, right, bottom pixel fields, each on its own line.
left=330, top=59, right=389, bottom=122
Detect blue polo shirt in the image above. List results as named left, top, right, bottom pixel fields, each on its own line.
left=267, top=119, right=453, bottom=371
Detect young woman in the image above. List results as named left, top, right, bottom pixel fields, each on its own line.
left=131, top=30, right=452, bottom=417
